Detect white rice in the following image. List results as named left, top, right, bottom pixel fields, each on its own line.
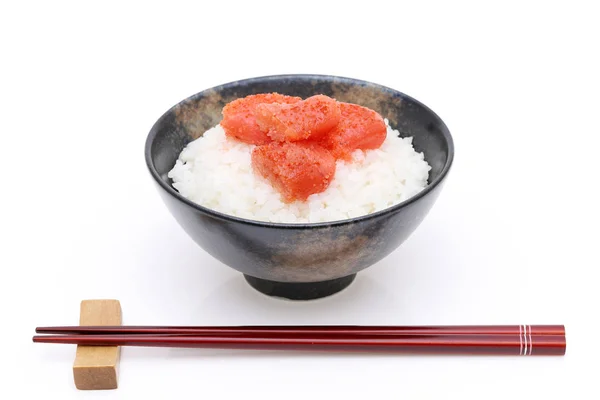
left=168, top=120, right=431, bottom=223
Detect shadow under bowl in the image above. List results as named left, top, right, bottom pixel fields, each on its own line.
left=145, top=74, right=454, bottom=300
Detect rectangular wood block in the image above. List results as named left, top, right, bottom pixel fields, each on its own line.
left=73, top=299, right=122, bottom=390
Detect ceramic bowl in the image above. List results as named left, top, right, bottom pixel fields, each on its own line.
left=145, top=74, right=454, bottom=300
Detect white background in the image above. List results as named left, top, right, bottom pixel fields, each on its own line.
left=2, top=1, right=599, bottom=398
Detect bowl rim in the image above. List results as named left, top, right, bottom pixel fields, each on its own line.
left=144, top=73, right=454, bottom=230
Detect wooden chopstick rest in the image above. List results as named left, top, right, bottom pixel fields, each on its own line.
left=72, top=299, right=122, bottom=390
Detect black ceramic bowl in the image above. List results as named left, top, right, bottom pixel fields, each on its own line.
left=145, top=75, right=454, bottom=300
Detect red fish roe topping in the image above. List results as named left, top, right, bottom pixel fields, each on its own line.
left=222, top=93, right=387, bottom=202
left=251, top=141, right=336, bottom=203
left=254, top=95, right=341, bottom=142
left=318, top=102, right=387, bottom=160
left=221, top=93, right=301, bottom=145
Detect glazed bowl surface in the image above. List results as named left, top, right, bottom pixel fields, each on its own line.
left=145, top=74, right=454, bottom=300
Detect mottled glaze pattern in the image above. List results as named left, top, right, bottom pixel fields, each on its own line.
left=145, top=75, right=454, bottom=300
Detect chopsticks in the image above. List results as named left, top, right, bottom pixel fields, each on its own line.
left=36, top=324, right=566, bottom=336
left=33, top=325, right=566, bottom=356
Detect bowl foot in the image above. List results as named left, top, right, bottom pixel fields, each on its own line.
left=243, top=274, right=357, bottom=301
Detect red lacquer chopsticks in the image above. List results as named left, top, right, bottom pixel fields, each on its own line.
left=33, top=324, right=566, bottom=356
left=35, top=324, right=564, bottom=336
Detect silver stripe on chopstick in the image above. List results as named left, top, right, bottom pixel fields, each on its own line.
left=523, top=324, right=528, bottom=356
left=528, top=324, right=533, bottom=355
left=519, top=325, right=523, bottom=355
